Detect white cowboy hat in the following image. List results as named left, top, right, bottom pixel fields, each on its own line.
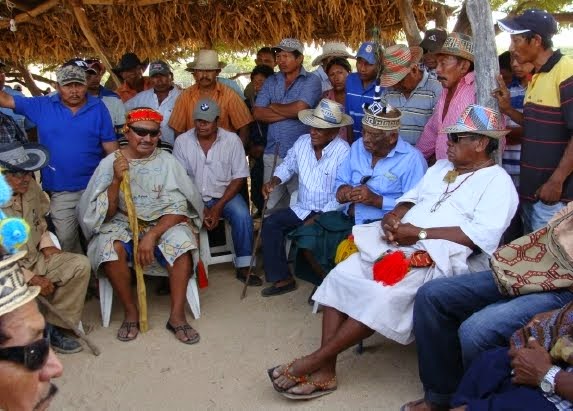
left=185, top=50, right=227, bottom=71
left=312, top=42, right=354, bottom=66
left=298, top=99, right=354, bottom=129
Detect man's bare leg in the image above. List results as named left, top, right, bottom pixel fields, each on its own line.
left=166, top=252, right=198, bottom=343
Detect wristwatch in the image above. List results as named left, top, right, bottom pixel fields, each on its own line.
left=418, top=229, right=428, bottom=240
left=540, top=366, right=561, bottom=395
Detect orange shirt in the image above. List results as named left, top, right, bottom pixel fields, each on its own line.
left=168, top=82, right=253, bottom=133
left=117, top=77, right=152, bottom=103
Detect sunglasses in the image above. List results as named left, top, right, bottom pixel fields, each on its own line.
left=447, top=133, right=477, bottom=144
left=360, top=175, right=372, bottom=185
left=128, top=126, right=161, bottom=138
left=0, top=328, right=50, bottom=371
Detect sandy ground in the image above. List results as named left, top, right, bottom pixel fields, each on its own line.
left=51, top=263, right=422, bottom=410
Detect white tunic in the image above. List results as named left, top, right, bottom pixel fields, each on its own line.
left=313, top=160, right=519, bottom=344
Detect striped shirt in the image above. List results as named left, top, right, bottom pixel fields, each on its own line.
left=502, top=78, right=527, bottom=186
left=173, top=127, right=249, bottom=202
left=255, top=67, right=322, bottom=158
left=345, top=73, right=377, bottom=140
left=520, top=51, right=573, bottom=202
left=169, top=82, right=253, bottom=134
left=125, top=87, right=182, bottom=145
left=416, top=72, right=476, bottom=160
left=380, top=70, right=443, bottom=145
left=274, top=134, right=350, bottom=219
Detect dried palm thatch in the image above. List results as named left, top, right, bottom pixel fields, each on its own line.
left=0, top=0, right=440, bottom=65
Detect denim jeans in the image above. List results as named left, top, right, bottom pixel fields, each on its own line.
left=204, top=194, right=253, bottom=268
left=413, top=271, right=573, bottom=407
left=521, top=200, right=566, bottom=233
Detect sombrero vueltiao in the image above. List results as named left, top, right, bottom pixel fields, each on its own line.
left=298, top=99, right=354, bottom=129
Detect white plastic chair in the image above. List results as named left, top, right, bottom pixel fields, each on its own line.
left=198, top=219, right=235, bottom=277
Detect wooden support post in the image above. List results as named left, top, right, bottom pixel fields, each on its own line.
left=396, top=0, right=422, bottom=46
left=453, top=2, right=472, bottom=35
left=0, top=0, right=60, bottom=29
left=68, top=0, right=121, bottom=88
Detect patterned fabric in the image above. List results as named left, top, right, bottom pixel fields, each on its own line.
left=438, top=32, right=474, bottom=62
left=345, top=72, right=377, bottom=140
left=0, top=112, right=28, bottom=144
left=502, top=78, right=527, bottom=185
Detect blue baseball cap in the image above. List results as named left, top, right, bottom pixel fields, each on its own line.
left=356, top=42, right=381, bottom=65
left=498, top=9, right=558, bottom=38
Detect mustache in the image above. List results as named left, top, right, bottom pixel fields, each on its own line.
left=437, top=76, right=447, bottom=81
left=34, top=384, right=58, bottom=410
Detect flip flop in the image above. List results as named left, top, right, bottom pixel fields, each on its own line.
left=166, top=322, right=200, bottom=345
left=399, top=398, right=426, bottom=411
left=281, top=375, right=337, bottom=400
left=267, top=366, right=287, bottom=393
left=117, top=321, right=139, bottom=342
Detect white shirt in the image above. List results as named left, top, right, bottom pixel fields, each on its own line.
left=125, top=87, right=182, bottom=145
left=172, top=127, right=249, bottom=202
left=274, top=134, right=350, bottom=219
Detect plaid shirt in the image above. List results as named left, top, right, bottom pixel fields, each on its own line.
left=0, top=111, right=28, bottom=144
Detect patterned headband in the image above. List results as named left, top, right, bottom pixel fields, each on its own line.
left=123, top=108, right=163, bottom=134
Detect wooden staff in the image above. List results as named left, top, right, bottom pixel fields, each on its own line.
left=240, top=143, right=280, bottom=300
left=37, top=296, right=101, bottom=356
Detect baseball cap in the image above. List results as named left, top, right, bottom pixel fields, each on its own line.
left=56, top=65, right=87, bottom=86
left=149, top=60, right=172, bottom=76
left=272, top=38, right=304, bottom=54
left=62, top=58, right=98, bottom=74
left=193, top=98, right=220, bottom=122
left=498, top=9, right=558, bottom=38
left=419, top=28, right=448, bottom=53
left=356, top=42, right=381, bottom=65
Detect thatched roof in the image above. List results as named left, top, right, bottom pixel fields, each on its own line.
left=0, top=0, right=440, bottom=65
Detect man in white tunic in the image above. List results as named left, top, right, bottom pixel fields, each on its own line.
left=268, top=104, right=519, bottom=400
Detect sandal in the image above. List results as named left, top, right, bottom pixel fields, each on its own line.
left=268, top=359, right=311, bottom=393
left=117, top=321, right=139, bottom=342
left=282, top=374, right=337, bottom=400
left=166, top=322, right=200, bottom=345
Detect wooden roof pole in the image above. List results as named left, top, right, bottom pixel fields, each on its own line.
left=68, top=0, right=121, bottom=88
left=0, top=0, right=60, bottom=29
left=396, top=0, right=422, bottom=46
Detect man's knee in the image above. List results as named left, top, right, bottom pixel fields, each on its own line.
left=415, top=279, right=445, bottom=314
left=458, top=313, right=500, bottom=365
left=112, top=240, right=128, bottom=260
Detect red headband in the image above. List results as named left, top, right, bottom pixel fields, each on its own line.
left=125, top=108, right=163, bottom=126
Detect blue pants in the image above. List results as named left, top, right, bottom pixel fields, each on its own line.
left=451, top=348, right=556, bottom=411
left=521, top=200, right=566, bottom=233
left=205, top=195, right=253, bottom=268
left=262, top=207, right=304, bottom=283
left=121, top=241, right=167, bottom=267
left=413, top=271, right=573, bottom=407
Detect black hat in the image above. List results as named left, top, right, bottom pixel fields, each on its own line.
left=498, top=9, right=558, bottom=38
left=419, top=28, right=448, bottom=53
left=113, top=53, right=149, bottom=74
left=0, top=142, right=50, bottom=172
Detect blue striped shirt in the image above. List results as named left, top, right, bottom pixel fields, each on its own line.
left=380, top=70, right=443, bottom=145
left=274, top=134, right=350, bottom=219
left=345, top=73, right=378, bottom=140
left=256, top=67, right=322, bottom=158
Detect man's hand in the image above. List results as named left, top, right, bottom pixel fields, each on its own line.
left=381, top=213, right=401, bottom=243
left=203, top=205, right=223, bottom=231
left=28, top=275, right=55, bottom=296
left=536, top=179, right=563, bottom=205
left=113, top=155, right=129, bottom=183
left=137, top=231, right=159, bottom=267
left=41, top=246, right=62, bottom=260
left=304, top=214, right=318, bottom=226
left=336, top=185, right=353, bottom=203
left=385, top=223, right=421, bottom=246
left=348, top=185, right=381, bottom=208
left=509, top=337, right=553, bottom=387
left=492, top=74, right=512, bottom=114
left=262, top=181, right=277, bottom=200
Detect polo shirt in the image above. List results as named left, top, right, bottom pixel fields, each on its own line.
left=169, top=82, right=253, bottom=134
left=255, top=67, right=322, bottom=158
left=345, top=73, right=377, bottom=140
left=520, top=51, right=573, bottom=202
left=380, top=70, right=442, bottom=145
left=13, top=94, right=116, bottom=192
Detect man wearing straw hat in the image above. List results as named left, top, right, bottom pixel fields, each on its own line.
left=415, top=32, right=476, bottom=162
left=260, top=99, right=351, bottom=297
left=311, top=42, right=354, bottom=93
left=169, top=50, right=253, bottom=144
left=380, top=44, right=443, bottom=145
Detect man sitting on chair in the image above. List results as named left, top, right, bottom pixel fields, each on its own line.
left=0, top=142, right=90, bottom=355
left=260, top=99, right=351, bottom=297
left=173, top=99, right=257, bottom=286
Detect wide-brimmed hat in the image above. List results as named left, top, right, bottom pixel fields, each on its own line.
left=443, top=104, right=509, bottom=139
left=419, top=28, right=448, bottom=53
left=0, top=142, right=50, bottom=172
left=298, top=99, right=353, bottom=129
left=437, top=32, right=474, bottom=62
left=362, top=102, right=402, bottom=131
left=381, top=45, right=423, bottom=87
left=185, top=50, right=226, bottom=72
left=312, top=42, right=354, bottom=66
left=498, top=9, right=558, bottom=38
left=0, top=251, right=40, bottom=317
left=272, top=38, right=304, bottom=55
left=113, top=52, right=149, bottom=74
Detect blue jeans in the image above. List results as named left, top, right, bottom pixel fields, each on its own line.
left=205, top=195, right=253, bottom=268
left=413, top=271, right=573, bottom=407
left=521, top=200, right=566, bottom=233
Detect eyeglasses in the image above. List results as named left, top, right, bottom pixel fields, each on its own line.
left=0, top=328, right=50, bottom=371
left=447, top=133, right=477, bottom=144
left=128, top=126, right=161, bottom=138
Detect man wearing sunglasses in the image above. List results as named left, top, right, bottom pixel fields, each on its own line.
left=0, top=250, right=63, bottom=411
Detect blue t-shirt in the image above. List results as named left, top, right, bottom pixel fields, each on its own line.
left=14, top=94, right=116, bottom=192
left=345, top=73, right=378, bottom=140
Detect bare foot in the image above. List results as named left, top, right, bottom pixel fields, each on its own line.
left=272, top=357, right=320, bottom=391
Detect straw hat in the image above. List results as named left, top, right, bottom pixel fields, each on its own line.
left=437, top=32, right=474, bottom=62
left=380, top=45, right=423, bottom=87
left=298, top=99, right=353, bottom=129
left=185, top=50, right=226, bottom=71
left=443, top=104, right=509, bottom=139
left=362, top=102, right=402, bottom=131
left=0, top=251, right=39, bottom=317
left=312, top=42, right=354, bottom=66
left=0, top=142, right=50, bottom=172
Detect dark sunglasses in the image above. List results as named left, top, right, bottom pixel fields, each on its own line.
left=129, top=126, right=161, bottom=138
left=0, top=328, right=50, bottom=371
left=360, top=175, right=372, bottom=185
left=447, top=133, right=477, bottom=144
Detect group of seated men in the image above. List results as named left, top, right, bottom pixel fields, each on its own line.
left=0, top=6, right=572, bottom=410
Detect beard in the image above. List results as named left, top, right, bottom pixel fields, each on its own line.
left=34, top=384, right=58, bottom=410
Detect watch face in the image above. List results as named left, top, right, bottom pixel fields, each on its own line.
left=419, top=230, right=427, bottom=240
left=541, top=380, right=552, bottom=393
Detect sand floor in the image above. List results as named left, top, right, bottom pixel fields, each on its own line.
left=51, top=263, right=422, bottom=410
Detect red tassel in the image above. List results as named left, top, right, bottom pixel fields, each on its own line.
left=372, top=251, right=409, bottom=286
left=196, top=259, right=208, bottom=289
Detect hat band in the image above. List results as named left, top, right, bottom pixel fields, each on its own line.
left=362, top=112, right=400, bottom=130
left=312, top=113, right=341, bottom=126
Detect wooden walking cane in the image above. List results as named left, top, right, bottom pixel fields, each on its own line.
left=240, top=143, right=280, bottom=300
left=37, top=296, right=101, bottom=356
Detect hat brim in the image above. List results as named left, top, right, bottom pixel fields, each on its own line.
left=442, top=124, right=510, bottom=139
left=272, top=46, right=302, bottom=54
left=380, top=47, right=423, bottom=87
left=58, top=78, right=87, bottom=86
left=0, top=143, right=50, bottom=172
left=497, top=19, right=531, bottom=35
left=185, top=62, right=226, bottom=72
left=0, top=251, right=40, bottom=318
left=297, top=109, right=354, bottom=129
left=113, top=58, right=150, bottom=74
left=311, top=51, right=355, bottom=66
